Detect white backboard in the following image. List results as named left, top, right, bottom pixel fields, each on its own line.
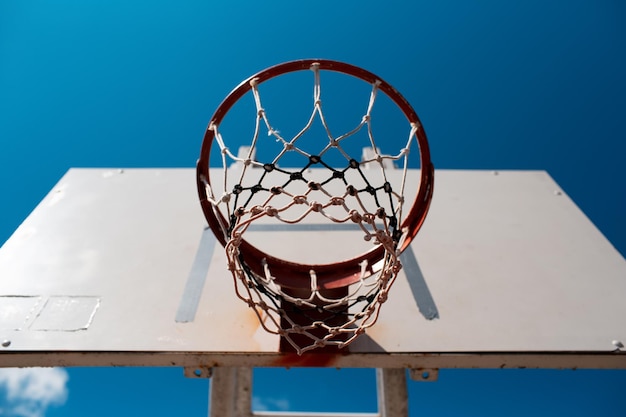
left=1, top=168, right=625, bottom=369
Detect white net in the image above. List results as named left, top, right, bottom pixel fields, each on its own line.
left=199, top=62, right=424, bottom=354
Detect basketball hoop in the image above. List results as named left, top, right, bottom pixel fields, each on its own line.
left=197, top=59, right=434, bottom=354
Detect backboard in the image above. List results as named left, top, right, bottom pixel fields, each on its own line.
left=1, top=167, right=625, bottom=370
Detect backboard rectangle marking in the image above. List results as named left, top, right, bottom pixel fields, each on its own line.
left=175, top=227, right=217, bottom=323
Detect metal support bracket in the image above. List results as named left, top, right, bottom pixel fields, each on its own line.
left=376, top=368, right=408, bottom=417
left=190, top=367, right=413, bottom=417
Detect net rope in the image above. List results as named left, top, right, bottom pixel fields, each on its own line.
left=200, top=63, right=421, bottom=354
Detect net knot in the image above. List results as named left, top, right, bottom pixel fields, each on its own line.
left=264, top=206, right=278, bottom=217
left=307, top=181, right=321, bottom=191
left=310, top=201, right=323, bottom=212
left=375, top=229, right=392, bottom=246
left=330, top=197, right=344, bottom=206
left=220, top=193, right=231, bottom=203
left=294, top=195, right=307, bottom=204
left=363, top=213, right=376, bottom=225
left=379, top=270, right=391, bottom=285
left=349, top=210, right=362, bottom=223
left=230, top=233, right=243, bottom=246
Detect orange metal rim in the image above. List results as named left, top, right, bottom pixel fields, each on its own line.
left=196, top=59, right=434, bottom=289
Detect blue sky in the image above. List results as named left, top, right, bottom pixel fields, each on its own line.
left=1, top=1, right=625, bottom=416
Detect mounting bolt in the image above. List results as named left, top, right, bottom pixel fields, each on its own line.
left=184, top=367, right=213, bottom=378
left=409, top=368, right=438, bottom=382
left=2, top=340, right=11, bottom=348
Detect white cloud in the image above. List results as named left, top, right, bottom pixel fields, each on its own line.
left=252, top=395, right=291, bottom=412
left=0, top=368, right=68, bottom=417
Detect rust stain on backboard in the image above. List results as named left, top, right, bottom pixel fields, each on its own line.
left=270, top=351, right=349, bottom=368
